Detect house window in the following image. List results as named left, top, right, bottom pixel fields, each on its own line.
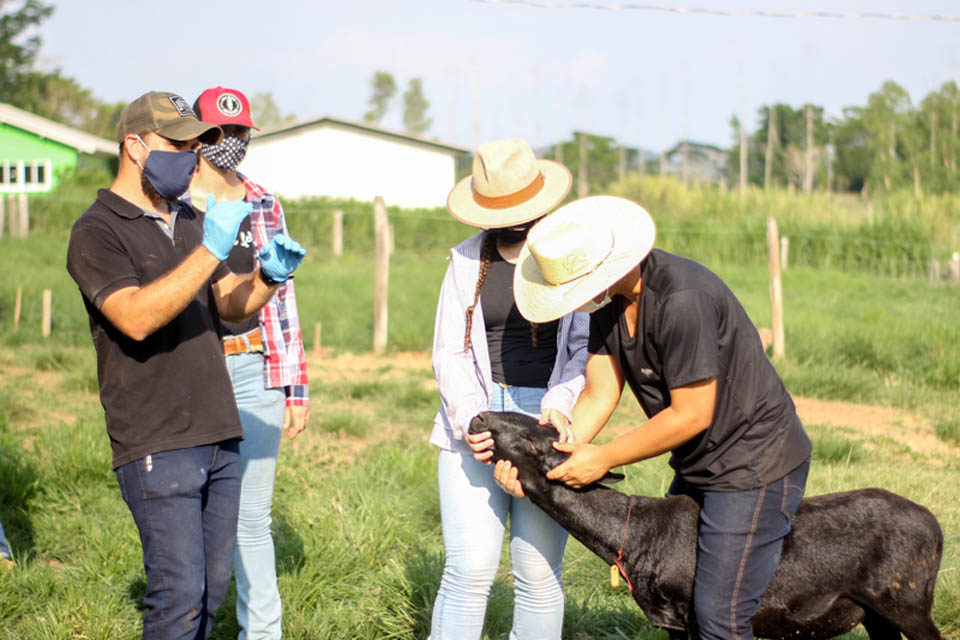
left=0, top=160, right=52, bottom=192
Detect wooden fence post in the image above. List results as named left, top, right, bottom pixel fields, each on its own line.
left=766, top=217, right=785, bottom=360
left=17, top=193, right=28, bottom=237
left=42, top=289, right=51, bottom=337
left=780, top=236, right=790, bottom=270
left=332, top=209, right=343, bottom=257
left=13, top=287, right=22, bottom=331
left=373, top=196, right=389, bottom=354
left=313, top=321, right=323, bottom=354
left=949, top=251, right=960, bottom=284
left=7, top=195, right=16, bottom=238
left=929, top=259, right=941, bottom=283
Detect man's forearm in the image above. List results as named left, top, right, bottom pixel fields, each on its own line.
left=100, top=246, right=221, bottom=341
left=214, top=269, right=279, bottom=322
left=571, top=388, right=618, bottom=443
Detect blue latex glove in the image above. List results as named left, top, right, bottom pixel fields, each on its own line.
left=258, top=233, right=306, bottom=283
left=202, top=193, right=253, bottom=261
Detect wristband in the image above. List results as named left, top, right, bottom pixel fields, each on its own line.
left=258, top=269, right=285, bottom=287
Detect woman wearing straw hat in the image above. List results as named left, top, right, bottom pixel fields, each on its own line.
left=507, top=196, right=812, bottom=640
left=428, top=139, right=589, bottom=639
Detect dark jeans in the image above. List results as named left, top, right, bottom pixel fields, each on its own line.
left=116, top=440, right=242, bottom=640
left=669, top=460, right=810, bottom=640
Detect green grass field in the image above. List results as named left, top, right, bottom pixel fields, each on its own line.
left=0, top=181, right=958, bottom=638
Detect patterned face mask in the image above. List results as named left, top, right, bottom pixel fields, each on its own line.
left=200, top=134, right=249, bottom=171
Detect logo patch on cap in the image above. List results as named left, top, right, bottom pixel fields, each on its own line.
left=169, top=95, right=195, bottom=117
left=217, top=93, right=243, bottom=118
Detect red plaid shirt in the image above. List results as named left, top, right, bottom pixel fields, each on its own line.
left=242, top=174, right=309, bottom=406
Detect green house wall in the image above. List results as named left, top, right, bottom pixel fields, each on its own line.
left=0, top=123, right=80, bottom=192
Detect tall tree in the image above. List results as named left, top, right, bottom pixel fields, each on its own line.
left=556, top=131, right=619, bottom=196
left=364, top=71, right=396, bottom=125
left=0, top=0, right=54, bottom=104
left=249, top=91, right=296, bottom=131
left=832, top=106, right=872, bottom=193
left=861, top=81, right=912, bottom=193
left=402, top=77, right=431, bottom=136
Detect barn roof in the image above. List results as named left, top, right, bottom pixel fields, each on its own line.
left=252, top=116, right=470, bottom=155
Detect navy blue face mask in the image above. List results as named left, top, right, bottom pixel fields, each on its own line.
left=136, top=136, right=197, bottom=200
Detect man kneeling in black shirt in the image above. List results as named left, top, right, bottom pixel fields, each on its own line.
left=502, top=196, right=812, bottom=640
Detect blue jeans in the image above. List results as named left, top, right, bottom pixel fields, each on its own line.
left=430, top=385, right=568, bottom=640
left=669, top=460, right=810, bottom=640
left=116, top=440, right=242, bottom=640
left=0, top=518, right=10, bottom=559
left=226, top=352, right=286, bottom=640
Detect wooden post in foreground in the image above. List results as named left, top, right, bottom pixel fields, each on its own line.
left=42, top=289, right=51, bottom=337
left=13, top=287, right=22, bottom=331
left=17, top=193, right=28, bottom=237
left=332, top=209, right=343, bottom=257
left=372, top=196, right=389, bottom=354
left=766, top=217, right=785, bottom=360
left=7, top=195, right=16, bottom=238
left=313, top=321, right=323, bottom=355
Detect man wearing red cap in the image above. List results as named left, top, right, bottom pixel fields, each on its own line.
left=66, top=90, right=307, bottom=640
left=190, top=86, right=309, bottom=640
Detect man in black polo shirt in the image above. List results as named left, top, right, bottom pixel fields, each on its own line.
left=507, top=196, right=812, bottom=640
left=66, top=91, right=305, bottom=640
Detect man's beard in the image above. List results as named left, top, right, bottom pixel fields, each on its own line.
left=140, top=169, right=174, bottom=208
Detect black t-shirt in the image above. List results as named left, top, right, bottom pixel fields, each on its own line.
left=66, top=189, right=244, bottom=469
left=221, top=215, right=259, bottom=336
left=482, top=250, right=559, bottom=387
left=588, top=249, right=811, bottom=491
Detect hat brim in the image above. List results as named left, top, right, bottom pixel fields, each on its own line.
left=446, top=159, right=572, bottom=228
left=513, top=196, right=656, bottom=323
left=156, top=118, right=223, bottom=145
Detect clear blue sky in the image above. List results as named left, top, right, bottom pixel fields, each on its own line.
left=37, top=0, right=960, bottom=151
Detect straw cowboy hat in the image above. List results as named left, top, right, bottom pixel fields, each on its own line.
left=447, top=138, right=572, bottom=228
left=513, top=196, right=656, bottom=323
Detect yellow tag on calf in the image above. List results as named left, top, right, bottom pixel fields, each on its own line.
left=610, top=564, right=620, bottom=588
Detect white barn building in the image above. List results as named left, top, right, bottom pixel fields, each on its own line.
left=241, top=117, right=469, bottom=209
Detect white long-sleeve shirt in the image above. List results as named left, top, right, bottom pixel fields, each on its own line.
left=429, top=231, right=590, bottom=453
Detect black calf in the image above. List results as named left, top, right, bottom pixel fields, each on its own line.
left=470, top=410, right=945, bottom=640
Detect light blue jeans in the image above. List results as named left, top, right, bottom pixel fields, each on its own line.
left=430, top=385, right=568, bottom=640
left=0, top=518, right=11, bottom=559
left=226, top=352, right=286, bottom=640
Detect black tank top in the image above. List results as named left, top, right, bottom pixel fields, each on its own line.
left=481, top=250, right=559, bottom=387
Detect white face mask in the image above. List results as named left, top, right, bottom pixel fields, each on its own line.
left=576, top=287, right=613, bottom=314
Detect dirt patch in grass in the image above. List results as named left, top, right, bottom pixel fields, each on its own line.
left=303, top=351, right=958, bottom=463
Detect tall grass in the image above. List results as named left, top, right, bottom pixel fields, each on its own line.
left=611, top=174, right=958, bottom=277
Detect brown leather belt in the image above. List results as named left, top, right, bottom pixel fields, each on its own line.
left=223, top=329, right=264, bottom=356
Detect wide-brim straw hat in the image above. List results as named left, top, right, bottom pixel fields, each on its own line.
left=514, top=196, right=656, bottom=323
left=447, top=138, right=572, bottom=228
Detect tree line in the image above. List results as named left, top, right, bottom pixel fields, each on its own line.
left=729, top=80, right=960, bottom=197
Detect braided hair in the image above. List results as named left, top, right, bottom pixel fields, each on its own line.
left=463, top=230, right=540, bottom=351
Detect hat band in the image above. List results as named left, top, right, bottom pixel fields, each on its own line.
left=543, top=243, right=614, bottom=286
left=472, top=172, right=545, bottom=210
